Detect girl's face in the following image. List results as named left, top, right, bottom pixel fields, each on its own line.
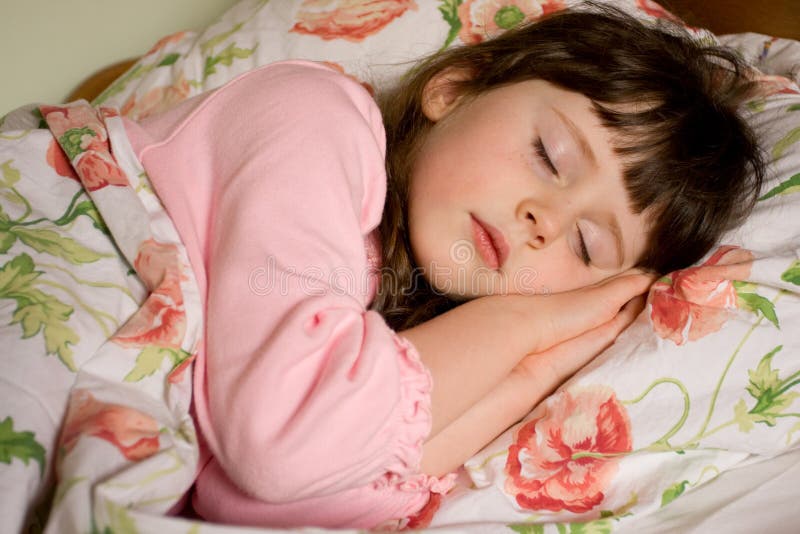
left=407, top=77, right=652, bottom=298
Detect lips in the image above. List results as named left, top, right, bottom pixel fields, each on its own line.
left=470, top=214, right=510, bottom=269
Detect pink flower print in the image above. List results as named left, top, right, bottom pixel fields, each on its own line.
left=60, top=389, right=160, bottom=462
left=46, top=139, right=79, bottom=181
left=74, top=150, right=130, bottom=191
left=405, top=493, right=443, bottom=530
left=635, top=0, right=682, bottom=24
left=504, top=385, right=632, bottom=513
left=291, top=0, right=417, bottom=42
left=113, top=239, right=187, bottom=349
left=120, top=71, right=191, bottom=120
left=457, top=0, right=565, bottom=44
left=167, top=352, right=196, bottom=384
left=145, top=31, right=187, bottom=56
left=649, top=245, right=754, bottom=345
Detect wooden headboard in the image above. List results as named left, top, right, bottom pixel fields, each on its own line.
left=66, top=0, right=800, bottom=103
left=663, top=0, right=799, bottom=41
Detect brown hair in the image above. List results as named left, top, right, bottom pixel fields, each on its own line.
left=370, top=4, right=766, bottom=331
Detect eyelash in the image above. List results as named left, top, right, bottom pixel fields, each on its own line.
left=577, top=229, right=591, bottom=266
left=534, top=138, right=558, bottom=176
left=535, top=138, right=592, bottom=266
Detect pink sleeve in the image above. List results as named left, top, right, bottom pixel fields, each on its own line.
left=177, top=62, right=437, bottom=504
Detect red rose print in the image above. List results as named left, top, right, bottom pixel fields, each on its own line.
left=145, top=31, right=187, bottom=56
left=458, top=0, right=564, bottom=44
left=404, top=492, right=442, bottom=530
left=167, top=352, right=196, bottom=384
left=504, top=385, right=632, bottom=513
left=120, top=72, right=191, bottom=120
left=649, top=245, right=754, bottom=345
left=60, top=389, right=160, bottom=461
left=74, top=151, right=130, bottom=191
left=113, top=239, right=187, bottom=349
left=46, top=139, right=79, bottom=181
left=635, top=0, right=682, bottom=23
left=291, top=0, right=417, bottom=42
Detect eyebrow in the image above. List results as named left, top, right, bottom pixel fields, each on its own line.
left=551, top=106, right=625, bottom=267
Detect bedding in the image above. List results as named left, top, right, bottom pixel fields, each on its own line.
left=1, top=0, right=799, bottom=532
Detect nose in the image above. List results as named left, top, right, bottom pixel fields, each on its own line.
left=517, top=200, right=563, bottom=249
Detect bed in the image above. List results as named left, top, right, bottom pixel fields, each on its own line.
left=1, top=0, right=799, bottom=532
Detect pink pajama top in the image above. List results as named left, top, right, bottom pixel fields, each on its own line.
left=123, top=61, right=454, bottom=529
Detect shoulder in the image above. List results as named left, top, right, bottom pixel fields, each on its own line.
left=210, top=60, right=384, bottom=147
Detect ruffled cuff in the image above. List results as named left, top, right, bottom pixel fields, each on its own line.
left=372, top=331, right=458, bottom=494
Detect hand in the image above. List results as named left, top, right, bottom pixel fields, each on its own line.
left=512, top=294, right=647, bottom=389
left=523, top=270, right=654, bottom=355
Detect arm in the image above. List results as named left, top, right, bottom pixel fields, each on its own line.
left=417, top=295, right=646, bottom=477
left=400, top=274, right=652, bottom=440
left=185, top=62, right=436, bottom=503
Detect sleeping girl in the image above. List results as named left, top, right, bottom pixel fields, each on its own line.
left=9, top=3, right=765, bottom=532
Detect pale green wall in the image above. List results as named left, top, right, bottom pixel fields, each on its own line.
left=1, top=0, right=239, bottom=116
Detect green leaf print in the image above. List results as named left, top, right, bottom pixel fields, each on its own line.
left=0, top=230, right=15, bottom=254
left=733, top=282, right=779, bottom=328
left=788, top=104, right=800, bottom=111
left=203, top=42, right=257, bottom=79
left=781, top=260, right=800, bottom=286
left=0, top=253, right=79, bottom=370
left=661, top=480, right=689, bottom=507
left=157, top=53, right=181, bottom=67
left=736, top=346, right=800, bottom=430
left=746, top=99, right=766, bottom=113
left=759, top=173, right=800, bottom=201
left=105, top=500, right=138, bottom=534
left=509, top=525, right=545, bottom=534
left=11, top=227, right=104, bottom=264
left=568, top=520, right=613, bottom=534
left=200, top=21, right=245, bottom=55
left=439, top=0, right=464, bottom=50
left=0, top=416, right=46, bottom=476
left=1, top=159, right=21, bottom=188
left=747, top=345, right=783, bottom=399
left=59, top=127, right=97, bottom=160
left=773, top=126, right=800, bottom=159
left=125, top=347, right=193, bottom=382
left=125, top=346, right=170, bottom=382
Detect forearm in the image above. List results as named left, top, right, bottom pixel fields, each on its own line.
left=399, top=294, right=538, bottom=438
left=419, top=365, right=557, bottom=477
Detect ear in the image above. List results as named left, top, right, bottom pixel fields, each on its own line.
left=421, top=67, right=473, bottom=122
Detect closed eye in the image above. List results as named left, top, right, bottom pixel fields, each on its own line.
left=577, top=227, right=591, bottom=266
left=534, top=138, right=558, bottom=176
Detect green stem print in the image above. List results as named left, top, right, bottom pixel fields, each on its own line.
left=622, top=378, right=690, bottom=450
left=438, top=0, right=464, bottom=50
left=758, top=172, right=800, bottom=201
left=93, top=63, right=156, bottom=106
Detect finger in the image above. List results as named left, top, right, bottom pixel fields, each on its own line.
left=543, top=274, right=651, bottom=341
